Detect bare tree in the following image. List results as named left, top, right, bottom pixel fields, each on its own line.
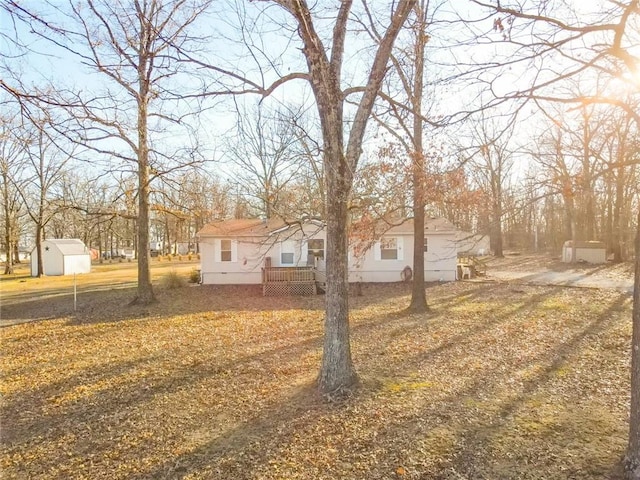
left=468, top=116, right=514, bottom=258
left=366, top=0, right=439, bottom=312
left=469, top=1, right=640, bottom=475
left=0, top=110, right=26, bottom=274
left=16, top=112, right=73, bottom=277
left=211, top=0, right=416, bottom=394
left=278, top=0, right=417, bottom=394
left=225, top=102, right=305, bottom=219
left=4, top=0, right=212, bottom=303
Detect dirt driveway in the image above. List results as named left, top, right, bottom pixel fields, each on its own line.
left=483, top=253, right=635, bottom=294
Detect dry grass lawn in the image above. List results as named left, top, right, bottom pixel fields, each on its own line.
left=0, top=263, right=633, bottom=479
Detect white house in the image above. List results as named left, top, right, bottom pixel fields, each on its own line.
left=30, top=239, right=92, bottom=277
left=197, top=217, right=458, bottom=285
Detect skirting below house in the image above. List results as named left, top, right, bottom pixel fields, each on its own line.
left=263, top=281, right=317, bottom=296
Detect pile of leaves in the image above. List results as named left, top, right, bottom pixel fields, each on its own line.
left=1, top=280, right=632, bottom=479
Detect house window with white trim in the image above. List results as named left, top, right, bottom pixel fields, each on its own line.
left=424, top=237, right=428, bottom=253
left=220, top=239, right=232, bottom=262
left=280, top=240, right=295, bottom=265
left=380, top=236, right=398, bottom=260
left=308, top=239, right=324, bottom=260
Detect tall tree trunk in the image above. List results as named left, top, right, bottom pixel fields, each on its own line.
left=492, top=200, right=504, bottom=257
left=606, top=181, right=614, bottom=259
left=627, top=207, right=640, bottom=480
left=3, top=175, right=13, bottom=274
left=318, top=179, right=357, bottom=393
left=132, top=60, right=156, bottom=304
left=4, top=230, right=12, bottom=274
left=13, top=240, right=20, bottom=264
left=613, top=159, right=625, bottom=262
left=279, top=0, right=415, bottom=395
left=582, top=117, right=595, bottom=240
left=409, top=4, right=428, bottom=313
left=410, top=169, right=428, bottom=311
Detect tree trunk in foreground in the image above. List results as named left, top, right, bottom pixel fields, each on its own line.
left=319, top=188, right=357, bottom=393
left=408, top=3, right=428, bottom=313
left=131, top=56, right=156, bottom=305
left=626, top=207, right=640, bottom=479
left=275, top=0, right=415, bottom=394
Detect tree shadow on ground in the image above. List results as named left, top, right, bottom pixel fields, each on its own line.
left=2, top=281, right=427, bottom=327
left=2, top=282, right=631, bottom=479
left=352, top=290, right=630, bottom=479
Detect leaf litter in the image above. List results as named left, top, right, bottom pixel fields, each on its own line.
left=0, top=280, right=633, bottom=479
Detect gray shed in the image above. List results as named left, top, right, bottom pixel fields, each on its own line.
left=561, top=240, right=607, bottom=264
left=30, top=239, right=92, bottom=277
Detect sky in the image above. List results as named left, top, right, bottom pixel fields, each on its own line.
left=1, top=0, right=638, bottom=189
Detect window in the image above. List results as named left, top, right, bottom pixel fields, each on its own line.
left=281, top=241, right=295, bottom=265
left=308, top=239, right=325, bottom=260
left=423, top=237, right=428, bottom=253
left=380, top=237, right=398, bottom=260
left=220, top=239, right=232, bottom=262
left=281, top=252, right=294, bottom=264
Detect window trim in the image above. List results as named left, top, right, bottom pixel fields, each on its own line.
left=220, top=239, right=232, bottom=262
left=307, top=238, right=325, bottom=260
left=378, top=236, right=400, bottom=260
left=215, top=238, right=237, bottom=263
left=280, top=240, right=296, bottom=266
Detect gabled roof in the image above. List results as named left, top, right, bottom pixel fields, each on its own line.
left=43, top=239, right=89, bottom=256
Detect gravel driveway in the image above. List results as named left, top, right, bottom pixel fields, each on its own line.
left=483, top=254, right=635, bottom=294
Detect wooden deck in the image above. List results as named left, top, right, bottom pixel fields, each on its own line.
left=262, top=265, right=323, bottom=296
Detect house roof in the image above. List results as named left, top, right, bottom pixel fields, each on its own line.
left=41, top=239, right=89, bottom=256
left=380, top=217, right=457, bottom=235
left=198, top=216, right=457, bottom=239
left=197, top=218, right=287, bottom=237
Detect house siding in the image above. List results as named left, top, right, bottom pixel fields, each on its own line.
left=199, top=225, right=326, bottom=285
left=349, top=233, right=457, bottom=283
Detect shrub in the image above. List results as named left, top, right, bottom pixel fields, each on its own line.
left=167, top=254, right=172, bottom=261
left=163, top=270, right=186, bottom=289
left=187, top=253, right=192, bottom=261
left=189, top=268, right=201, bottom=284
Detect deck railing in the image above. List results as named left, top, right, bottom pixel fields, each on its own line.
left=261, top=264, right=325, bottom=296
left=262, top=266, right=316, bottom=283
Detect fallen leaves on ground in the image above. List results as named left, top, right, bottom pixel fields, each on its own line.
left=0, top=280, right=632, bottom=479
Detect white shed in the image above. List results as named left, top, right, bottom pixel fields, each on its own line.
left=30, top=239, right=92, bottom=277
left=561, top=240, right=607, bottom=264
